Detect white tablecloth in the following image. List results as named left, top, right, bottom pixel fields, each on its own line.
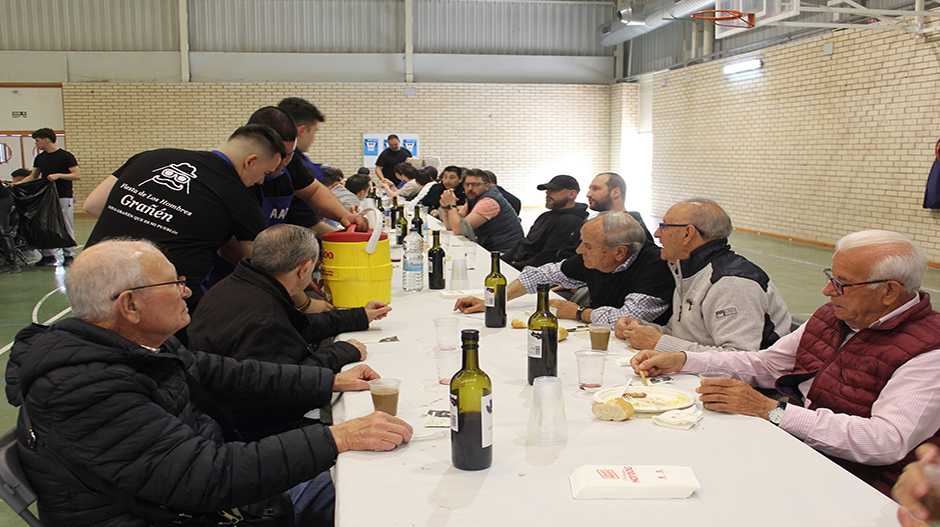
left=332, top=230, right=899, bottom=527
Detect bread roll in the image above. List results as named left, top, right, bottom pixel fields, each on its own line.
left=592, top=398, right=635, bottom=421
left=558, top=327, right=568, bottom=341
left=511, top=318, right=525, bottom=328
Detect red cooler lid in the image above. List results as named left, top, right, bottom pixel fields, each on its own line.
left=321, top=225, right=388, bottom=242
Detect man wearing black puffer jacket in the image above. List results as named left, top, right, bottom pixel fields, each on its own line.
left=503, top=175, right=589, bottom=270
left=4, top=239, right=412, bottom=527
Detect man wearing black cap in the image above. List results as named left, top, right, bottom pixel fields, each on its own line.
left=503, top=175, right=589, bottom=270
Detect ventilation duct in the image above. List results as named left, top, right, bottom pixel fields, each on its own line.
left=597, top=0, right=717, bottom=46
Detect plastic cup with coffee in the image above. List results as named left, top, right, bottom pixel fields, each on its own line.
left=369, top=378, right=401, bottom=416
left=588, top=323, right=611, bottom=351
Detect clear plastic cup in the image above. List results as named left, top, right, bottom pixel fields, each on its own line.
left=434, top=345, right=460, bottom=385
left=450, top=257, right=469, bottom=291
left=575, top=350, right=607, bottom=391
left=588, top=323, right=611, bottom=351
left=369, top=378, right=401, bottom=416
left=433, top=317, right=460, bottom=348
left=528, top=376, right=567, bottom=445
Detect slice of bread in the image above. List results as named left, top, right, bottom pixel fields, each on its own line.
left=592, top=398, right=635, bottom=421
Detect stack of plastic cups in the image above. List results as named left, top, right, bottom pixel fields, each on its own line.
left=528, top=376, right=567, bottom=445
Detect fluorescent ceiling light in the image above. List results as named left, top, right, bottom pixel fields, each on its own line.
left=723, top=59, right=763, bottom=75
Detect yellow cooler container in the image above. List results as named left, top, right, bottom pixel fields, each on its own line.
left=320, top=226, right=392, bottom=308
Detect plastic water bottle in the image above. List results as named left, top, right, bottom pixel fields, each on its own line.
left=403, top=228, right=425, bottom=292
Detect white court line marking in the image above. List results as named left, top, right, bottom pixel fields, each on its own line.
left=1, top=244, right=85, bottom=356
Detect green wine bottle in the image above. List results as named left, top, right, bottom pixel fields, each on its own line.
left=484, top=251, right=507, bottom=328
left=397, top=206, right=408, bottom=245
left=527, top=284, right=558, bottom=385
left=450, top=329, right=493, bottom=471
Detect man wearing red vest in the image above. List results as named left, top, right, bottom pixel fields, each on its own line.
left=631, top=230, right=940, bottom=495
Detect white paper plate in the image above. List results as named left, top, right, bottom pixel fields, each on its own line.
left=592, top=386, right=695, bottom=413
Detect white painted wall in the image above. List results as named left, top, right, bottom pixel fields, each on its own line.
left=0, top=86, right=63, bottom=131
left=0, top=52, right=181, bottom=83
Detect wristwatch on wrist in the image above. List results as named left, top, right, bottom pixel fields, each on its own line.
left=576, top=306, right=587, bottom=323
left=768, top=400, right=787, bottom=426
left=443, top=205, right=455, bottom=211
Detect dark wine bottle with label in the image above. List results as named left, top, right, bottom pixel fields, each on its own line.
left=428, top=230, right=446, bottom=289
left=396, top=206, right=408, bottom=245
left=484, top=251, right=507, bottom=328
left=412, top=204, right=424, bottom=236
left=527, top=284, right=558, bottom=384
left=450, top=329, right=493, bottom=471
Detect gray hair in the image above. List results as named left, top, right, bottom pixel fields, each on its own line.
left=599, top=211, right=646, bottom=255
left=65, top=238, right=160, bottom=323
left=251, top=224, right=320, bottom=276
left=835, top=230, right=926, bottom=294
left=680, top=198, right=733, bottom=240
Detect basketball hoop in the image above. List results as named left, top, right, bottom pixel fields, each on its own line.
left=691, top=9, right=756, bottom=28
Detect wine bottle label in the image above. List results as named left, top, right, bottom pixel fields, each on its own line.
left=527, top=329, right=543, bottom=358
left=449, top=393, right=458, bottom=432
left=427, top=258, right=434, bottom=274
left=484, top=286, right=495, bottom=307
left=481, top=393, right=493, bottom=448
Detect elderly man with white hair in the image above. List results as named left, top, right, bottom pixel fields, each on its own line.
left=631, top=230, right=940, bottom=495
left=4, top=239, right=412, bottom=526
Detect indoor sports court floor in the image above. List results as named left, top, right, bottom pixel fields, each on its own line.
left=2, top=214, right=940, bottom=525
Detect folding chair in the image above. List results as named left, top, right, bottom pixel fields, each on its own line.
left=0, top=427, right=45, bottom=527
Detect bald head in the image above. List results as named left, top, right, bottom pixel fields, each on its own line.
left=676, top=198, right=732, bottom=241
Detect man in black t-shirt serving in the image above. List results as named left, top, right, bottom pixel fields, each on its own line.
left=20, top=128, right=81, bottom=267
left=85, top=125, right=286, bottom=313
left=454, top=211, right=674, bottom=325
left=374, top=134, right=413, bottom=186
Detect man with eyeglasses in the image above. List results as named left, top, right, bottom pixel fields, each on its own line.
left=614, top=198, right=791, bottom=353
left=630, top=229, right=940, bottom=495
left=5, top=239, right=412, bottom=526
left=440, top=168, right=523, bottom=254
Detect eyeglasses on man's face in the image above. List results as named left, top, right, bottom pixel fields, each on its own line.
left=111, top=276, right=187, bottom=301
left=657, top=222, right=703, bottom=236
left=822, top=268, right=899, bottom=296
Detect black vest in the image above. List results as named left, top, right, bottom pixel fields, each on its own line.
left=469, top=186, right=524, bottom=254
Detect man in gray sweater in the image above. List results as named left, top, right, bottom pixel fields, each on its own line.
left=614, top=198, right=791, bottom=352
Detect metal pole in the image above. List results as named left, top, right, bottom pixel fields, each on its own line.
left=178, top=0, right=190, bottom=82
left=405, top=0, right=414, bottom=83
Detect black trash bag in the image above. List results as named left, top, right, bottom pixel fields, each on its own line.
left=11, top=178, right=76, bottom=249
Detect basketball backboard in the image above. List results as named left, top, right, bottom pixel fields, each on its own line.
left=714, top=0, right=801, bottom=37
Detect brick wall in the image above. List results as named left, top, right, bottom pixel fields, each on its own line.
left=64, top=82, right=613, bottom=209
left=650, top=28, right=940, bottom=259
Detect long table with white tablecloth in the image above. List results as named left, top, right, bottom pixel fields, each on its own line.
left=331, top=229, right=899, bottom=527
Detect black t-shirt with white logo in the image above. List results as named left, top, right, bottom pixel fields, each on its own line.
left=375, top=147, right=412, bottom=185
left=33, top=148, right=79, bottom=198
left=87, top=149, right=267, bottom=291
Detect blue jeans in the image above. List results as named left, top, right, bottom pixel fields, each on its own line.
left=287, top=471, right=335, bottom=527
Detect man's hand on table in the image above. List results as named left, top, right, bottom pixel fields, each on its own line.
left=454, top=296, right=484, bottom=313
left=548, top=299, right=579, bottom=320
left=333, top=364, right=379, bottom=392
left=344, top=338, right=368, bottom=361
left=630, top=349, right=687, bottom=378
left=695, top=378, right=778, bottom=419
left=894, top=444, right=940, bottom=526
left=614, top=316, right=663, bottom=349
left=365, top=300, right=392, bottom=322
left=330, top=412, right=414, bottom=453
